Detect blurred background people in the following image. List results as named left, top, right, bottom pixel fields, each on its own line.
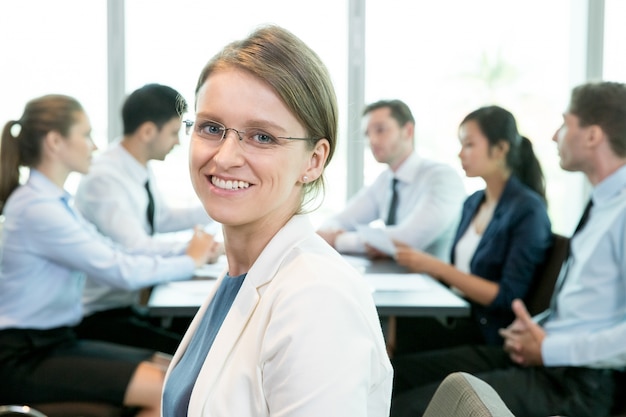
left=74, top=83, right=221, bottom=353
left=0, top=94, right=214, bottom=414
left=392, top=105, right=552, bottom=354
left=318, top=99, right=465, bottom=260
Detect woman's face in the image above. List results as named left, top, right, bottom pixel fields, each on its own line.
left=190, top=68, right=327, bottom=232
left=458, top=119, right=503, bottom=178
left=58, top=111, right=96, bottom=175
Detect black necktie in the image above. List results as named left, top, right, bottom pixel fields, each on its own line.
left=386, top=178, right=399, bottom=226
left=541, top=199, right=593, bottom=322
left=145, top=180, right=155, bottom=235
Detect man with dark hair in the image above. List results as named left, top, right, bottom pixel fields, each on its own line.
left=318, top=99, right=465, bottom=260
left=390, top=81, right=626, bottom=417
left=74, top=83, right=220, bottom=354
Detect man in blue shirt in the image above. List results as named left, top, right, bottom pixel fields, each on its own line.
left=390, top=81, right=626, bottom=417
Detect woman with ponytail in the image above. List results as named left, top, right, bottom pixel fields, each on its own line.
left=0, top=95, right=217, bottom=416
left=392, top=105, right=552, bottom=353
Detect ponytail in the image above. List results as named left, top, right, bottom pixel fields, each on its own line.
left=513, top=136, right=546, bottom=204
left=0, top=94, right=84, bottom=213
left=0, top=121, right=23, bottom=213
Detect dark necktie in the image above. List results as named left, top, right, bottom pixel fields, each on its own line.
left=386, top=178, right=399, bottom=226
left=145, top=180, right=155, bottom=235
left=541, top=199, right=593, bottom=322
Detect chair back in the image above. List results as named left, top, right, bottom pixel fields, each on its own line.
left=524, top=233, right=569, bottom=316
left=0, top=406, right=47, bottom=417
left=423, top=372, right=515, bottom=417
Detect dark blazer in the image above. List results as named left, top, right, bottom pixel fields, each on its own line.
left=450, top=176, right=552, bottom=345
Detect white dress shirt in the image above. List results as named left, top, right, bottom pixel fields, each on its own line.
left=319, top=153, right=466, bottom=259
left=74, top=142, right=214, bottom=314
left=0, top=170, right=196, bottom=330
left=541, top=164, right=626, bottom=369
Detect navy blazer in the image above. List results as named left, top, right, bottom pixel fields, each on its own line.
left=450, top=176, right=552, bottom=345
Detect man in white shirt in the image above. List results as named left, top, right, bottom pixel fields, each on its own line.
left=74, top=83, right=219, bottom=353
left=391, top=81, right=626, bottom=417
left=318, top=99, right=465, bottom=260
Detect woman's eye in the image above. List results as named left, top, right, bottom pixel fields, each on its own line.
left=200, top=123, right=222, bottom=136
left=251, top=132, right=275, bottom=144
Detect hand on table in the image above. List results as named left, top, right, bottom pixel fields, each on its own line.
left=394, top=242, right=437, bottom=274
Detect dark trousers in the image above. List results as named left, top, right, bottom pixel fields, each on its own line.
left=391, top=345, right=615, bottom=417
left=74, top=307, right=188, bottom=355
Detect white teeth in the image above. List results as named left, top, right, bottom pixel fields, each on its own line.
left=211, top=176, right=250, bottom=190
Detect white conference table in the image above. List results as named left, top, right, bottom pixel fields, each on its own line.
left=145, top=255, right=470, bottom=320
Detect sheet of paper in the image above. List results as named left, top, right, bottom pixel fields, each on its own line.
left=356, top=225, right=397, bottom=257
left=364, top=273, right=433, bottom=292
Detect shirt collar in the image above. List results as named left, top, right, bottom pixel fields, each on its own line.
left=111, top=142, right=151, bottom=184
left=28, top=169, right=71, bottom=201
left=591, top=164, right=626, bottom=206
left=392, top=152, right=421, bottom=184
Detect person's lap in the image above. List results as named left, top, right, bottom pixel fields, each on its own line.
left=391, top=344, right=615, bottom=417
left=0, top=327, right=153, bottom=404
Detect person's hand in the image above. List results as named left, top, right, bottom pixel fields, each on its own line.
left=317, top=229, right=344, bottom=247
left=186, top=227, right=220, bottom=268
left=365, top=244, right=391, bottom=259
left=499, top=299, right=546, bottom=367
left=206, top=241, right=225, bottom=264
left=394, top=242, right=435, bottom=273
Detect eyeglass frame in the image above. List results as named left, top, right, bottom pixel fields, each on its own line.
left=182, top=119, right=319, bottom=144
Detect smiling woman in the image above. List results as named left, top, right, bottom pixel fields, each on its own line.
left=161, top=25, right=393, bottom=417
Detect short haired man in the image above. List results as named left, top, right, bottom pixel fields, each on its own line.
left=390, top=81, right=626, bottom=417
left=318, top=99, right=465, bottom=260
left=74, top=83, right=219, bottom=354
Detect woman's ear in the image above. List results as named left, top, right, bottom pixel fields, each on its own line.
left=302, top=139, right=330, bottom=182
left=495, top=140, right=510, bottom=158
left=42, top=130, right=63, bottom=154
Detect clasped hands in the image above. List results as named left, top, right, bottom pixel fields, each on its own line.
left=499, top=299, right=546, bottom=367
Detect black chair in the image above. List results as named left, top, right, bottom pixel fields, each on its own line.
left=524, top=233, right=569, bottom=316
left=1, top=403, right=123, bottom=417
left=0, top=405, right=47, bottom=417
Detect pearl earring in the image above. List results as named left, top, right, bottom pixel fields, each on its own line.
left=302, top=175, right=309, bottom=183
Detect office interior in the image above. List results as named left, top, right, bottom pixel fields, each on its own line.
left=0, top=0, right=624, bottom=236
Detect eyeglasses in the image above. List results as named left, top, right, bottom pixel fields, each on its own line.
left=183, top=118, right=317, bottom=152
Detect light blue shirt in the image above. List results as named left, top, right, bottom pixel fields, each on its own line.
left=0, top=170, right=196, bottom=330
left=319, top=153, right=465, bottom=259
left=542, top=164, right=626, bottom=368
left=74, top=142, right=215, bottom=314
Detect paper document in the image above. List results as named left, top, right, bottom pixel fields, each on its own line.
left=365, top=273, right=433, bottom=292
left=356, top=225, right=396, bottom=257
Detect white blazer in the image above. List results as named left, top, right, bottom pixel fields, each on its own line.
left=163, top=215, right=393, bottom=417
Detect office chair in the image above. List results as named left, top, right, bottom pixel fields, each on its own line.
left=0, top=405, right=47, bottom=417
left=0, top=403, right=122, bottom=417
left=525, top=233, right=569, bottom=316
left=423, top=372, right=515, bottom=417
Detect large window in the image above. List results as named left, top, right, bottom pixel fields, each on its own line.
left=364, top=0, right=583, bottom=235
left=0, top=0, right=108, bottom=190
left=1, top=0, right=622, bottom=235
left=124, top=0, right=348, bottom=223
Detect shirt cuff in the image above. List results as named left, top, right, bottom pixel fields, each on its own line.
left=335, top=231, right=366, bottom=254
left=541, top=334, right=572, bottom=366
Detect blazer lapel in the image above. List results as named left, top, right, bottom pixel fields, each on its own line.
left=186, top=215, right=314, bottom=411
